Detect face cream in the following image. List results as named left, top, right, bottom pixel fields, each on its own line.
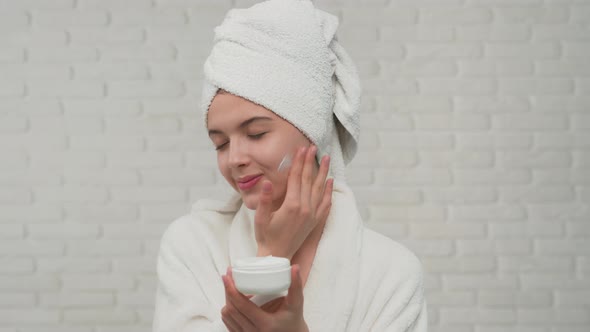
left=232, top=256, right=291, bottom=296
left=277, top=153, right=292, bottom=172
left=277, top=147, right=320, bottom=173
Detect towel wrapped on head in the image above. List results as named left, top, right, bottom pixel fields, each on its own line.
left=201, top=0, right=361, bottom=182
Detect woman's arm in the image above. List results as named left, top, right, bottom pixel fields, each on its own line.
left=408, top=301, right=428, bottom=332
left=372, top=273, right=427, bottom=332
left=152, top=217, right=227, bottom=332
left=350, top=230, right=428, bottom=332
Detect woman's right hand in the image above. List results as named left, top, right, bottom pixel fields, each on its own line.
left=221, top=265, right=309, bottom=332
left=254, top=145, right=333, bottom=260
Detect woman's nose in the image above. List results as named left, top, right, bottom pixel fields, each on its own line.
left=227, top=140, right=250, bottom=169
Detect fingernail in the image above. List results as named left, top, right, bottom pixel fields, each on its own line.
left=311, top=145, right=317, bottom=154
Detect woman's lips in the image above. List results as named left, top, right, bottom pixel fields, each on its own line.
left=237, top=175, right=263, bottom=190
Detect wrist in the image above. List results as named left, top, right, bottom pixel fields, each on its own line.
left=256, top=247, right=271, bottom=257
left=256, top=246, right=293, bottom=260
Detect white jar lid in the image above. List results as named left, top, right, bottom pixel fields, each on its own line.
left=233, top=256, right=290, bottom=273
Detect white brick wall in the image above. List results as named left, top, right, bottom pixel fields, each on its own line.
left=0, top=0, right=588, bottom=330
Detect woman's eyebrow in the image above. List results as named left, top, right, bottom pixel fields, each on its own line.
left=208, top=116, right=273, bottom=136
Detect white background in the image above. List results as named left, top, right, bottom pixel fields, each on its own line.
left=0, top=0, right=589, bottom=331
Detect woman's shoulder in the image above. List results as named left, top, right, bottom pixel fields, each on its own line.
left=336, top=181, right=424, bottom=280
left=360, top=227, right=424, bottom=282
left=155, top=201, right=235, bottom=288
left=191, top=192, right=242, bottom=214
left=352, top=228, right=427, bottom=330
left=159, top=196, right=238, bottom=250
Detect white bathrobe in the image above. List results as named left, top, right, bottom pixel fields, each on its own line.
left=153, top=180, right=428, bottom=331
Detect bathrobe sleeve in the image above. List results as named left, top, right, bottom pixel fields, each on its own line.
left=350, top=229, right=428, bottom=332
left=152, top=213, right=231, bottom=332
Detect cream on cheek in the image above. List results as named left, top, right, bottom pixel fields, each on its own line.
left=256, top=142, right=294, bottom=196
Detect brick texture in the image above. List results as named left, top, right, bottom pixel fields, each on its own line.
left=0, top=0, right=589, bottom=330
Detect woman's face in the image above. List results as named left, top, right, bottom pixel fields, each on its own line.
left=207, top=91, right=318, bottom=211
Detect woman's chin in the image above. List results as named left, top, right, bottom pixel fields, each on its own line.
left=241, top=195, right=259, bottom=211
left=237, top=186, right=283, bottom=211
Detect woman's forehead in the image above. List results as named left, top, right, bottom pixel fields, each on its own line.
left=207, top=94, right=284, bottom=130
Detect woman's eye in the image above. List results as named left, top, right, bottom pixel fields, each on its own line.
left=214, top=133, right=267, bottom=151
left=214, top=143, right=227, bottom=151
left=249, top=132, right=266, bottom=139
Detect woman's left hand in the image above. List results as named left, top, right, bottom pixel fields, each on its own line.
left=221, top=264, right=309, bottom=332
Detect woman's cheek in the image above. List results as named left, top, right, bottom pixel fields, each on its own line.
left=217, top=156, right=234, bottom=190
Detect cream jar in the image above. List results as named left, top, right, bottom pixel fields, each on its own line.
left=232, top=256, right=291, bottom=306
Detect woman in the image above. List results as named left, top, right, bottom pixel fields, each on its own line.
left=153, top=0, right=427, bottom=331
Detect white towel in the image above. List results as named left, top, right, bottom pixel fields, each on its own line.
left=153, top=180, right=428, bottom=331
left=200, top=0, right=361, bottom=182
